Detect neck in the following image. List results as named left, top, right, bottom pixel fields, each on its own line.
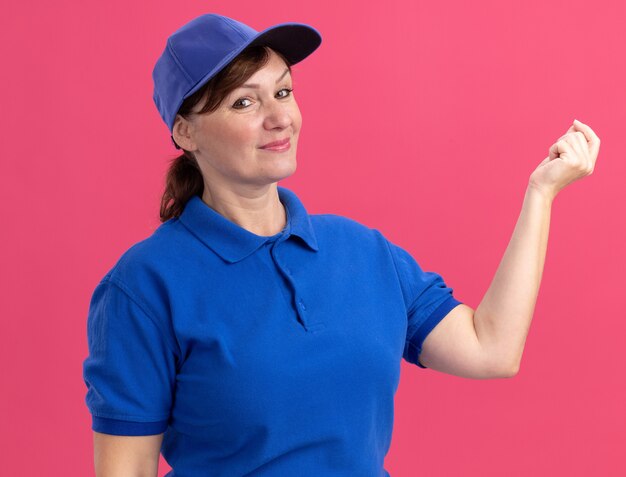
left=201, top=183, right=286, bottom=237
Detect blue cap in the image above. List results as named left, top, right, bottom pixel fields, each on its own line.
left=152, top=13, right=322, bottom=133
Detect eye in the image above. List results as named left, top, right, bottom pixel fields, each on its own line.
left=232, top=88, right=294, bottom=109
left=277, top=87, right=294, bottom=98
left=232, top=97, right=252, bottom=109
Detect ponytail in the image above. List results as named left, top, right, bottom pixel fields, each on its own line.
left=159, top=151, right=204, bottom=222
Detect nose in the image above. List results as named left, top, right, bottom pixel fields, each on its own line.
left=263, top=99, right=292, bottom=130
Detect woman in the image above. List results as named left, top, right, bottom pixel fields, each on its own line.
left=83, top=13, right=600, bottom=477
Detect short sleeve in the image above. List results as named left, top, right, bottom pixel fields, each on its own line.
left=82, top=278, right=177, bottom=435
left=386, top=240, right=463, bottom=369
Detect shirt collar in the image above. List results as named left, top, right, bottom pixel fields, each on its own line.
left=179, top=186, right=319, bottom=263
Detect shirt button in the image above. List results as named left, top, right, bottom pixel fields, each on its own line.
left=299, top=300, right=306, bottom=311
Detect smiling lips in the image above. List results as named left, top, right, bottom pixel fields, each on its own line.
left=260, top=137, right=290, bottom=151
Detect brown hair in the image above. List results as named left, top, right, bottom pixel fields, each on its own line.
left=159, top=45, right=292, bottom=222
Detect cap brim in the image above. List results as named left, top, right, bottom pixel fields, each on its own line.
left=248, top=22, right=322, bottom=65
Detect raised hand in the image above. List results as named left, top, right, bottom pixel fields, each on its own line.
left=529, top=119, right=601, bottom=201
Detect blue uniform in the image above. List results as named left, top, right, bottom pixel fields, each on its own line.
left=82, top=185, right=463, bottom=476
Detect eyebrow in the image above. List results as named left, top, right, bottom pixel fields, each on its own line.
left=240, top=68, right=291, bottom=89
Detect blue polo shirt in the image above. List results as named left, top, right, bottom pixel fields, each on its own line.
left=83, top=185, right=463, bottom=476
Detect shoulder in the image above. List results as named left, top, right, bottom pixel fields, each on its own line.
left=307, top=213, right=397, bottom=266
left=88, top=220, right=191, bottom=350
left=96, top=219, right=190, bottom=312
left=310, top=213, right=387, bottom=243
left=105, top=221, right=174, bottom=277
left=308, top=213, right=430, bottom=279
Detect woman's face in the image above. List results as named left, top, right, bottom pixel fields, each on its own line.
left=185, top=49, right=302, bottom=191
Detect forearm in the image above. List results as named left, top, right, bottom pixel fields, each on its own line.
left=474, top=184, right=553, bottom=374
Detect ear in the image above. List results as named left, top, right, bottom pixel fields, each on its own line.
left=172, top=114, right=198, bottom=152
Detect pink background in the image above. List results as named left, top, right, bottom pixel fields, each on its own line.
left=2, top=1, right=625, bottom=475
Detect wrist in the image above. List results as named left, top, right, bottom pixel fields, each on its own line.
left=526, top=183, right=556, bottom=205
left=526, top=182, right=556, bottom=205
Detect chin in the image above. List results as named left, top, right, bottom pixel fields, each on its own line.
left=272, top=161, right=297, bottom=182
left=263, top=153, right=297, bottom=178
